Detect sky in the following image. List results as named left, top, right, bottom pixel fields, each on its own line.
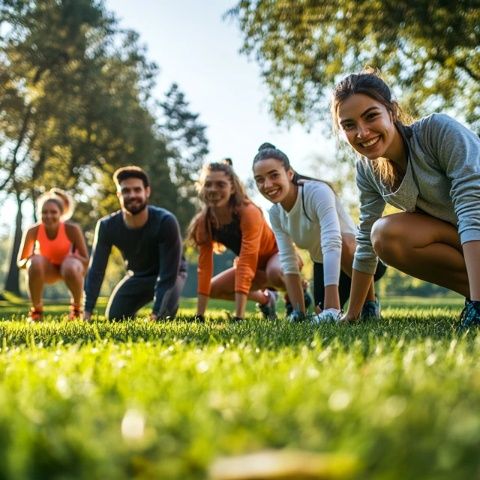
left=104, top=0, right=335, bottom=190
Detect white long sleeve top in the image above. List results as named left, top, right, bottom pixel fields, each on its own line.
left=268, top=181, right=357, bottom=286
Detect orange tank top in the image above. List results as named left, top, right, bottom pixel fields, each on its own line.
left=36, top=222, right=72, bottom=266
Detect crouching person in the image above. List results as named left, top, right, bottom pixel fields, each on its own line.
left=84, top=166, right=187, bottom=321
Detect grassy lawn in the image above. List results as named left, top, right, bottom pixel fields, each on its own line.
left=0, top=295, right=478, bottom=479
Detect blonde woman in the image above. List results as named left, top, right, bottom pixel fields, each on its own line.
left=188, top=160, right=291, bottom=321
left=18, top=189, right=88, bottom=321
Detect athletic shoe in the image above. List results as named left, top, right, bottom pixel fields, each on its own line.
left=287, top=309, right=306, bottom=323
left=361, top=296, right=381, bottom=320
left=257, top=289, right=278, bottom=320
left=313, top=308, right=342, bottom=323
left=284, top=289, right=313, bottom=316
left=27, top=307, right=43, bottom=322
left=458, top=300, right=480, bottom=330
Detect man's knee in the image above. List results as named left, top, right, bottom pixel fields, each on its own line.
left=106, top=303, right=134, bottom=321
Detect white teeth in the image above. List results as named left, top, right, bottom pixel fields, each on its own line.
left=361, top=137, right=379, bottom=147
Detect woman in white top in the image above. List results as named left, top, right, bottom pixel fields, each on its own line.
left=252, top=142, right=386, bottom=321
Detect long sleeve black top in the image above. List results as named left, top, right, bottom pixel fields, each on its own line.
left=84, top=206, right=183, bottom=314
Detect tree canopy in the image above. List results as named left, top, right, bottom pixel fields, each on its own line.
left=0, top=0, right=209, bottom=293
left=229, top=0, right=480, bottom=131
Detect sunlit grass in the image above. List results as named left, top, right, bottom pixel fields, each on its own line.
left=0, top=296, right=478, bottom=479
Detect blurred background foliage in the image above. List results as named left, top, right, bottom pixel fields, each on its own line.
left=229, top=0, right=479, bottom=131
left=0, top=0, right=209, bottom=295
left=2, top=0, right=476, bottom=300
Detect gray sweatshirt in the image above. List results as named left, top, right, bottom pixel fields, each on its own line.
left=354, top=113, right=480, bottom=274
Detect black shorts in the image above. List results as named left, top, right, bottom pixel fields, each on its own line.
left=313, top=261, right=387, bottom=309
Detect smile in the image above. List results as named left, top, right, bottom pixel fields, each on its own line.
left=359, top=137, right=380, bottom=148
left=265, top=188, right=280, bottom=198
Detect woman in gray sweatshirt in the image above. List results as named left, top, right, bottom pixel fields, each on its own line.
left=331, top=70, right=480, bottom=329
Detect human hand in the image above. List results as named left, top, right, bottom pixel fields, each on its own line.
left=314, top=308, right=342, bottom=323
left=287, top=310, right=306, bottom=323
left=339, top=311, right=360, bottom=323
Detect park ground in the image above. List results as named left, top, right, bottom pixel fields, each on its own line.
left=0, top=294, right=479, bottom=479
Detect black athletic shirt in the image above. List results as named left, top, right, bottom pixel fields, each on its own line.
left=211, top=214, right=242, bottom=255
left=84, top=206, right=184, bottom=314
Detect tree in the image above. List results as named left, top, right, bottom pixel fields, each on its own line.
left=0, top=0, right=178, bottom=294
left=159, top=83, right=209, bottom=232
left=228, top=0, right=480, bottom=131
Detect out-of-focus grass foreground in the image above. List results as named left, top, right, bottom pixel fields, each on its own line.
left=0, top=295, right=479, bottom=480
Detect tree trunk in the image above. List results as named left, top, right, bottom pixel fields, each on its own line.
left=4, top=192, right=24, bottom=295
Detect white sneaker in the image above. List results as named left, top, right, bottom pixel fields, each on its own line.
left=312, top=308, right=342, bottom=323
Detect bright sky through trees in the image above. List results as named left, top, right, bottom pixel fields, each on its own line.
left=0, top=0, right=335, bottom=235
left=105, top=0, right=333, bottom=184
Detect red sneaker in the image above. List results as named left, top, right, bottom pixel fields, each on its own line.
left=27, top=307, right=43, bottom=322
left=68, top=304, right=83, bottom=321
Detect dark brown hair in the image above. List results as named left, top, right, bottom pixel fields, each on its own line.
left=331, top=69, right=411, bottom=187
left=113, top=165, right=150, bottom=188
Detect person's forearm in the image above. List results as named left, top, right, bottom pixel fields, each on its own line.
left=84, top=268, right=105, bottom=312
left=344, top=269, right=374, bottom=320
left=284, top=274, right=305, bottom=313
left=235, top=292, right=248, bottom=319
left=323, top=284, right=341, bottom=311
left=197, top=294, right=209, bottom=316
left=463, top=240, right=480, bottom=300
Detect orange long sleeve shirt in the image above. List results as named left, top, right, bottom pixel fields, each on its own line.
left=197, top=203, right=278, bottom=296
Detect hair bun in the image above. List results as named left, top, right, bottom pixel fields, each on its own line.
left=258, top=142, right=276, bottom=152
left=222, top=157, right=233, bottom=166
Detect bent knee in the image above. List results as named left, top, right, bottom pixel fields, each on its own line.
left=265, top=264, right=283, bottom=285
left=371, top=216, right=409, bottom=262
left=61, top=258, right=84, bottom=277
left=27, top=255, right=48, bottom=274
left=209, top=280, right=229, bottom=298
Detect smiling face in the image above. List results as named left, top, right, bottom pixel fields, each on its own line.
left=202, top=170, right=235, bottom=210
left=337, top=93, right=401, bottom=161
left=41, top=200, right=62, bottom=228
left=117, top=177, right=150, bottom=215
left=253, top=157, right=296, bottom=210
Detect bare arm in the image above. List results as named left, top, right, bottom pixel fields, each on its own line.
left=342, top=269, right=373, bottom=321
left=464, top=240, right=480, bottom=300
left=234, top=292, right=248, bottom=319
left=284, top=273, right=305, bottom=313
left=66, top=223, right=89, bottom=269
left=17, top=226, right=37, bottom=269
left=323, top=284, right=341, bottom=311
left=197, top=293, right=209, bottom=316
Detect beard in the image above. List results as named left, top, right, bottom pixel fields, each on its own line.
left=124, top=199, right=148, bottom=215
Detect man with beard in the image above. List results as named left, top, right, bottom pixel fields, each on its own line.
left=84, top=166, right=187, bottom=321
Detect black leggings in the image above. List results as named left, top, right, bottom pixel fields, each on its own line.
left=106, top=270, right=187, bottom=321
left=313, top=262, right=387, bottom=309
